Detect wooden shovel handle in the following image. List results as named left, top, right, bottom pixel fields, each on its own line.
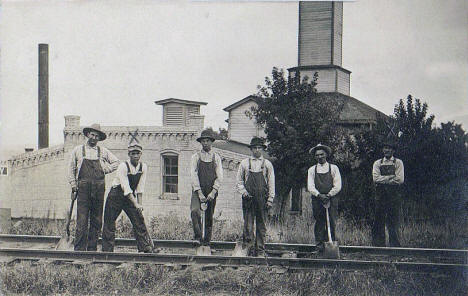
left=325, top=207, right=333, bottom=243
left=66, top=193, right=76, bottom=237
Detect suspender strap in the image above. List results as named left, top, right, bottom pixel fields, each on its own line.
left=125, top=161, right=143, bottom=174
left=81, top=145, right=101, bottom=159
left=380, top=158, right=396, bottom=164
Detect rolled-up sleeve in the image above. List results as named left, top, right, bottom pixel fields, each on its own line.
left=213, top=153, right=223, bottom=191
left=68, top=146, right=79, bottom=188
left=392, top=159, right=404, bottom=185
left=328, top=165, right=342, bottom=197
left=117, top=162, right=132, bottom=196
left=191, top=153, right=201, bottom=192
left=307, top=166, right=320, bottom=197
left=265, top=160, right=275, bottom=201
left=135, top=163, right=147, bottom=194
left=236, top=160, right=248, bottom=197
left=102, top=148, right=119, bottom=174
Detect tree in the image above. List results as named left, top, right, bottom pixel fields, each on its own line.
left=205, top=127, right=228, bottom=140
left=251, top=68, right=343, bottom=221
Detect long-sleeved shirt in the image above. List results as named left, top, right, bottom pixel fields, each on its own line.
left=111, top=160, right=148, bottom=196
left=68, top=143, right=120, bottom=188
left=372, top=157, right=404, bottom=185
left=190, top=149, right=223, bottom=192
left=236, top=156, right=275, bottom=202
left=307, top=162, right=342, bottom=197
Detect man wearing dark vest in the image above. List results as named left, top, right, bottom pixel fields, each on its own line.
left=307, top=144, right=342, bottom=252
left=236, top=137, right=275, bottom=257
left=372, top=141, right=404, bottom=247
left=190, top=129, right=223, bottom=246
left=102, top=144, right=155, bottom=253
left=68, top=124, right=119, bottom=251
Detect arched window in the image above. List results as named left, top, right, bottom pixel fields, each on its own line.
left=162, top=152, right=178, bottom=194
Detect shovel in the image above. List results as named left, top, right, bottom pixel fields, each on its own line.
left=56, top=192, right=76, bottom=250
left=128, top=195, right=157, bottom=253
left=196, top=202, right=211, bottom=256
left=323, top=204, right=340, bottom=259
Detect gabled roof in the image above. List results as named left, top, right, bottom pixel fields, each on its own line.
left=223, top=95, right=259, bottom=112
left=155, top=98, right=207, bottom=106
left=316, top=92, right=387, bottom=124
left=223, top=93, right=386, bottom=124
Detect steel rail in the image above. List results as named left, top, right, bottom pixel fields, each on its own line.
left=0, top=248, right=466, bottom=274
left=1, top=234, right=466, bottom=260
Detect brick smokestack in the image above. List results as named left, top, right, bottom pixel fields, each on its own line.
left=38, top=44, right=49, bottom=149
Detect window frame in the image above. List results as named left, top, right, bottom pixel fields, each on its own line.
left=160, top=151, right=179, bottom=200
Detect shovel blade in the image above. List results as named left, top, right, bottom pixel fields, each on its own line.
left=323, top=241, right=340, bottom=259
left=196, top=246, right=211, bottom=256
left=232, top=242, right=248, bottom=257
left=55, top=236, right=74, bottom=251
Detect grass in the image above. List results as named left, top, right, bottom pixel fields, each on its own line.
left=2, top=212, right=467, bottom=295
left=1, top=261, right=465, bottom=296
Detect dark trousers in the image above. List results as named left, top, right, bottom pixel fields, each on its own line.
left=312, top=196, right=338, bottom=244
left=75, top=179, right=105, bottom=251
left=102, top=187, right=153, bottom=252
left=242, top=195, right=267, bottom=255
left=372, top=185, right=401, bottom=247
left=190, top=191, right=217, bottom=244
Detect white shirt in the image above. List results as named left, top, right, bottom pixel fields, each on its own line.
left=372, top=156, right=404, bottom=185
left=307, top=162, right=342, bottom=197
left=236, top=156, right=275, bottom=201
left=111, top=160, right=148, bottom=196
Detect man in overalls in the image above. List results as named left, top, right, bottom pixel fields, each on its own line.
left=68, top=123, right=119, bottom=251
left=190, top=129, right=223, bottom=246
left=372, top=141, right=404, bottom=247
left=102, top=144, right=155, bottom=253
left=236, top=137, right=275, bottom=257
left=307, top=144, right=342, bottom=252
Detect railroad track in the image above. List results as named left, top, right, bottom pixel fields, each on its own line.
left=1, top=234, right=466, bottom=274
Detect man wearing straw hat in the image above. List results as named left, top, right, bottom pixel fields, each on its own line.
left=190, top=129, right=223, bottom=246
left=68, top=123, right=119, bottom=251
left=372, top=141, right=404, bottom=247
left=307, top=144, right=342, bottom=253
left=102, top=143, right=155, bottom=253
left=236, top=137, right=275, bottom=257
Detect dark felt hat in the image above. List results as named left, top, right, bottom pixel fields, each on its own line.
left=83, top=123, right=107, bottom=141
left=249, top=137, right=266, bottom=149
left=196, top=129, right=216, bottom=142
left=309, top=143, right=332, bottom=156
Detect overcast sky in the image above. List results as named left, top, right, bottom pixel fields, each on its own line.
left=1, top=0, right=467, bottom=158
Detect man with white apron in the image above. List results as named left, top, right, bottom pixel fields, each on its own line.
left=307, top=144, right=342, bottom=252
left=190, top=129, right=223, bottom=246
left=236, top=137, right=275, bottom=257
left=102, top=144, right=154, bottom=253
left=68, top=124, right=119, bottom=251
left=372, top=141, right=404, bottom=247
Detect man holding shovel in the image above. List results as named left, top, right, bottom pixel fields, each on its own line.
left=236, top=137, right=275, bottom=257
left=102, top=144, right=155, bottom=253
left=372, top=141, right=404, bottom=247
left=190, top=129, right=223, bottom=248
left=68, top=123, right=119, bottom=251
left=307, top=144, right=342, bottom=254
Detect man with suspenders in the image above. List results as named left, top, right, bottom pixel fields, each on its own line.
left=307, top=144, right=342, bottom=253
left=102, top=144, right=155, bottom=253
left=190, top=129, right=223, bottom=246
left=236, top=137, right=275, bottom=257
left=372, top=141, right=404, bottom=247
left=68, top=124, right=119, bottom=251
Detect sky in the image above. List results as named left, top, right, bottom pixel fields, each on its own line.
left=1, top=0, right=467, bottom=158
